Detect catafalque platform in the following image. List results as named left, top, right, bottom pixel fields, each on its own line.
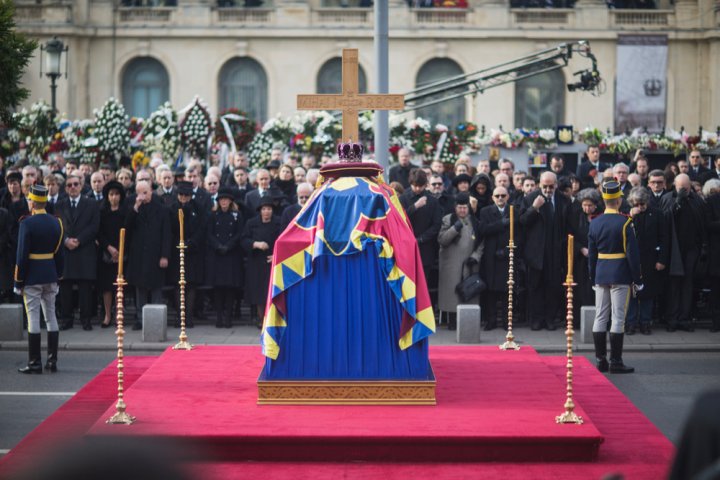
left=80, top=346, right=601, bottom=463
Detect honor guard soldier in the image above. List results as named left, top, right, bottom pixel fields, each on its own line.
left=14, top=185, right=65, bottom=374
left=588, top=181, right=643, bottom=374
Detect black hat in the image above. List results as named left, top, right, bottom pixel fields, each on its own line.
left=267, top=160, right=281, bottom=170
left=172, top=166, right=186, bottom=177
left=28, top=184, right=48, bottom=203
left=6, top=171, right=22, bottom=184
left=176, top=181, right=193, bottom=196
left=217, top=187, right=235, bottom=201
left=257, top=195, right=275, bottom=211
left=601, top=180, right=623, bottom=200
left=455, top=192, right=470, bottom=206
left=452, top=173, right=473, bottom=187
left=102, top=180, right=126, bottom=204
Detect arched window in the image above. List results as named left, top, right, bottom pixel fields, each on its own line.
left=415, top=58, right=465, bottom=126
left=316, top=57, right=367, bottom=94
left=121, top=57, right=169, bottom=119
left=218, top=57, right=268, bottom=122
left=514, top=68, right=565, bottom=128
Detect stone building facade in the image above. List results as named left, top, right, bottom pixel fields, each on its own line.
left=13, top=0, right=720, bottom=131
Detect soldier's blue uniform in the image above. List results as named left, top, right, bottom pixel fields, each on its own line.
left=587, top=181, right=642, bottom=374
left=15, top=185, right=64, bottom=374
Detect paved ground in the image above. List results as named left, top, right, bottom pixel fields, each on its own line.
left=2, top=322, right=720, bottom=352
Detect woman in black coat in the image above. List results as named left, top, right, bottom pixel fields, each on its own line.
left=469, top=173, right=493, bottom=219
left=206, top=187, right=245, bottom=328
left=626, top=186, right=669, bottom=335
left=242, top=196, right=281, bottom=328
left=97, top=181, right=127, bottom=327
left=567, top=188, right=602, bottom=324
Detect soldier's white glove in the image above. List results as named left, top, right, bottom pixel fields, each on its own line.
left=14, top=287, right=23, bottom=296
left=632, top=284, right=644, bottom=296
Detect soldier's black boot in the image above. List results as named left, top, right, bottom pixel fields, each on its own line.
left=593, top=332, right=609, bottom=372
left=18, top=333, right=43, bottom=374
left=609, top=332, right=634, bottom=374
left=45, top=331, right=59, bottom=372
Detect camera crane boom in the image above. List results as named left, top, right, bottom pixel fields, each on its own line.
left=402, top=40, right=601, bottom=114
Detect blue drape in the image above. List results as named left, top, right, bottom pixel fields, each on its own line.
left=264, top=243, right=430, bottom=380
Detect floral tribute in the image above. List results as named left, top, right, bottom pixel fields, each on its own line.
left=93, top=98, right=130, bottom=159
left=180, top=97, right=212, bottom=158
left=9, top=101, right=55, bottom=161
left=142, top=102, right=181, bottom=159
left=214, top=108, right=257, bottom=152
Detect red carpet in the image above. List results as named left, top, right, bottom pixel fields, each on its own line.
left=87, top=346, right=603, bottom=463
left=0, top=356, right=156, bottom=478
left=1, top=347, right=675, bottom=479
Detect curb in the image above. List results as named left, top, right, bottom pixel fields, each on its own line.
left=2, top=341, right=720, bottom=353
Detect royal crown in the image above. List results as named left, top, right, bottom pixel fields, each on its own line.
left=337, top=142, right=364, bottom=162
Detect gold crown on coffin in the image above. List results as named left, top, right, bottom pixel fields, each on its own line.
left=337, top=142, right=364, bottom=162
left=557, top=128, right=573, bottom=144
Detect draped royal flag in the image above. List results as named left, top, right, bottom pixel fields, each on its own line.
left=260, top=175, right=436, bottom=361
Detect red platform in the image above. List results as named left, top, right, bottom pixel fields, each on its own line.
left=84, top=346, right=603, bottom=463
left=0, top=346, right=675, bottom=479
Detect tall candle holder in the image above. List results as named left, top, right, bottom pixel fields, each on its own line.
left=107, top=229, right=136, bottom=425
left=500, top=205, right=519, bottom=351
left=556, top=234, right=583, bottom=424
left=173, top=210, right=192, bottom=350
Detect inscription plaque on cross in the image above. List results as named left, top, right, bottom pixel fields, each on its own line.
left=297, top=49, right=404, bottom=143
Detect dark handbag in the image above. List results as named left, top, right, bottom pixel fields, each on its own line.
left=455, top=262, right=486, bottom=302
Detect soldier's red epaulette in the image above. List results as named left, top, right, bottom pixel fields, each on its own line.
left=17, top=215, right=29, bottom=223
left=619, top=212, right=632, bottom=219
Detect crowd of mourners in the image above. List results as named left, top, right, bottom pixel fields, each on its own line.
left=1, top=145, right=719, bottom=334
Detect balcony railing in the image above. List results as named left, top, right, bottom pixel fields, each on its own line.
left=118, top=6, right=175, bottom=22
left=412, top=8, right=471, bottom=25
left=511, top=8, right=573, bottom=25
left=313, top=7, right=372, bottom=25
left=610, top=9, right=673, bottom=27
left=13, top=3, right=73, bottom=24
left=215, top=7, right=273, bottom=23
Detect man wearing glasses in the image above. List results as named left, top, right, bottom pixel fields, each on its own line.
left=687, top=150, right=708, bottom=182
left=647, top=170, right=667, bottom=209
left=56, top=174, right=100, bottom=331
left=519, top=171, right=570, bottom=331
left=429, top=174, right=454, bottom=215
left=477, top=186, right=514, bottom=331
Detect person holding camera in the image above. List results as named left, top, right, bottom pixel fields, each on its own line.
left=437, top=193, right=484, bottom=331
left=660, top=173, right=705, bottom=332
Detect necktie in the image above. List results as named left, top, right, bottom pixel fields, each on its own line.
left=70, top=199, right=77, bottom=221
left=71, top=199, right=77, bottom=209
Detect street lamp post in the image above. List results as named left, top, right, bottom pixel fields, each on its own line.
left=40, top=37, right=69, bottom=121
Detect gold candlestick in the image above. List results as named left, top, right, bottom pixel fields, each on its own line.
left=173, top=237, right=192, bottom=350
left=499, top=237, right=520, bottom=351
left=556, top=234, right=583, bottom=424
left=107, top=229, right=135, bottom=425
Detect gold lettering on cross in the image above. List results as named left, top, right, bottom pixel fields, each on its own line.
left=297, top=49, right=404, bottom=143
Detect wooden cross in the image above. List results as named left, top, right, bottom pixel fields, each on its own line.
left=297, top=49, right=404, bottom=143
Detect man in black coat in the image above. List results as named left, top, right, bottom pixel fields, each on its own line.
left=705, top=186, right=720, bottom=332
left=660, top=173, right=705, bottom=332
left=56, top=174, right=101, bottom=330
left=156, top=167, right=177, bottom=206
left=477, top=186, right=514, bottom=331
left=647, top=169, right=667, bottom=209
left=245, top=168, right=285, bottom=216
left=519, top=171, right=570, bottom=330
left=400, top=169, right=442, bottom=306
left=125, top=181, right=171, bottom=330
left=429, top=173, right=455, bottom=215
left=687, top=150, right=709, bottom=182
left=699, top=156, right=720, bottom=185
left=280, top=182, right=313, bottom=231
left=576, top=145, right=611, bottom=190
left=388, top=148, right=417, bottom=189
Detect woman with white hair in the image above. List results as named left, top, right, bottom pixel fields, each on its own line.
left=626, top=186, right=669, bottom=335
